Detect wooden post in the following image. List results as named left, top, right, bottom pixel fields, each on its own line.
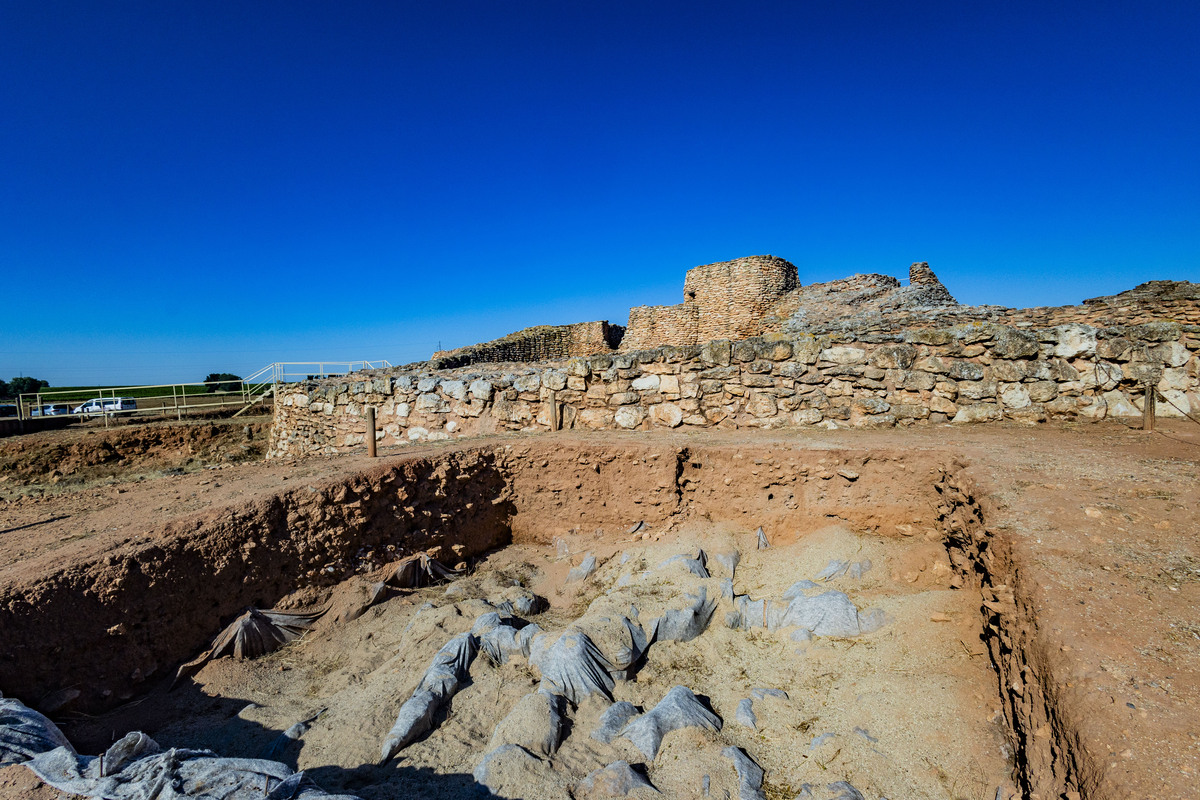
left=1142, top=384, right=1156, bottom=431
left=366, top=406, right=377, bottom=457
left=548, top=390, right=560, bottom=431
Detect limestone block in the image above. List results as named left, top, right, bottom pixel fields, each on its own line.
left=998, top=383, right=1031, bottom=409
left=608, top=392, right=640, bottom=406
left=791, top=408, right=823, bottom=424
left=959, top=344, right=986, bottom=358
left=514, top=374, right=542, bottom=393
left=852, top=396, right=890, bottom=415
left=416, top=392, right=449, bottom=413
left=469, top=379, right=494, bottom=401
left=1096, top=337, right=1133, bottom=361
left=991, top=328, right=1040, bottom=359
left=372, top=377, right=393, bottom=394
left=1148, top=341, right=1190, bottom=367
left=952, top=403, right=1001, bottom=424
left=1052, top=324, right=1097, bottom=358
left=396, top=402, right=412, bottom=418
left=901, top=371, right=936, bottom=391
left=698, top=380, right=723, bottom=395
left=567, top=357, right=591, bottom=377
left=731, top=340, right=758, bottom=363
left=892, top=403, right=930, bottom=419
left=820, top=346, right=866, bottom=365
left=701, top=339, right=732, bottom=366
left=1127, top=322, right=1180, bottom=342
left=990, top=360, right=1028, bottom=382
left=957, top=379, right=997, bottom=400
left=589, top=354, right=614, bottom=371
left=407, top=427, right=430, bottom=441
left=451, top=399, right=487, bottom=418
left=947, top=361, right=984, bottom=381
left=1099, top=390, right=1140, bottom=417
left=905, top=328, right=954, bottom=345
left=757, top=340, right=793, bottom=361
left=870, top=344, right=916, bottom=370
left=631, top=375, right=660, bottom=392
left=725, top=384, right=745, bottom=397
left=1026, top=381, right=1059, bottom=403
left=1073, top=361, right=1121, bottom=391
left=1159, top=389, right=1191, bottom=417
left=746, top=359, right=773, bottom=374
left=854, top=412, right=897, bottom=429
left=567, top=376, right=587, bottom=391
left=743, top=374, right=773, bottom=388
left=441, top=380, right=467, bottom=401
left=914, top=356, right=951, bottom=374
left=614, top=354, right=636, bottom=369
left=826, top=379, right=853, bottom=397
left=578, top=408, right=614, bottom=429
left=746, top=392, right=778, bottom=418
left=792, top=337, right=822, bottom=365
left=417, top=377, right=438, bottom=393
left=395, top=375, right=415, bottom=393
left=615, top=405, right=645, bottom=429
left=493, top=397, right=533, bottom=422
left=1006, top=406, right=1048, bottom=424
left=650, top=403, right=684, bottom=428
left=543, top=370, right=568, bottom=391
left=323, top=403, right=335, bottom=415
left=294, top=394, right=310, bottom=408
left=1122, top=363, right=1162, bottom=385
left=659, top=374, right=680, bottom=394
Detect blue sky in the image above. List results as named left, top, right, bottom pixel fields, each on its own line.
left=2, top=1, right=1197, bottom=386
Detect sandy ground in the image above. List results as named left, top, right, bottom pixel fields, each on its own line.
left=1, top=418, right=1198, bottom=799
left=57, top=521, right=1008, bottom=799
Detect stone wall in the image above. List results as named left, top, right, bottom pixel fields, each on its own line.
left=430, top=321, right=624, bottom=369
left=268, top=321, right=1200, bottom=458
left=620, top=255, right=799, bottom=350
left=622, top=303, right=699, bottom=351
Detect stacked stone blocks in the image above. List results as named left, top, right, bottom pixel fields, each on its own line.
left=269, top=320, right=1200, bottom=458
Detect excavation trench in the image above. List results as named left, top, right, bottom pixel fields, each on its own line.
left=0, top=441, right=1077, bottom=798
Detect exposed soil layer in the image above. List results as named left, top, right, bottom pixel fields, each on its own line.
left=1, top=422, right=1198, bottom=799
left=0, top=416, right=271, bottom=491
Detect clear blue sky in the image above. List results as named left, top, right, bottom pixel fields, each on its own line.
left=2, top=1, right=1197, bottom=386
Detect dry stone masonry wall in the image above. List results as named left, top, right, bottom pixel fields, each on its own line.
left=269, top=321, right=1200, bottom=458
left=430, top=321, right=624, bottom=369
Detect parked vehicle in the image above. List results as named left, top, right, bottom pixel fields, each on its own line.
left=72, top=397, right=138, bottom=415
left=30, top=403, right=73, bottom=417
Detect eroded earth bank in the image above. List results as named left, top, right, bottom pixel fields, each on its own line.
left=1, top=425, right=1198, bottom=799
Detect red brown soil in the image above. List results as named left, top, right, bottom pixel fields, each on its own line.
left=1, top=420, right=1198, bottom=799
left=0, top=416, right=271, bottom=489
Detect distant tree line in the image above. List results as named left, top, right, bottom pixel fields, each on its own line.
left=0, top=377, right=49, bottom=399
left=203, top=373, right=243, bottom=393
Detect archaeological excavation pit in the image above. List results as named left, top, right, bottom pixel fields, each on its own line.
left=0, top=442, right=1053, bottom=800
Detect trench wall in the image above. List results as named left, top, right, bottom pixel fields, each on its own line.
left=268, top=321, right=1200, bottom=459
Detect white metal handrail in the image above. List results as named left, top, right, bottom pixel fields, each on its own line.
left=16, top=359, right=393, bottom=424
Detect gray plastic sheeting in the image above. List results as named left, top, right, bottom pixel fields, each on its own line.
left=657, top=551, right=710, bottom=579
left=755, top=527, right=770, bottom=549
left=721, top=746, right=766, bottom=800
left=0, top=695, right=74, bottom=766
left=567, top=552, right=598, bottom=583
left=25, top=730, right=359, bottom=800
left=727, top=590, right=884, bottom=638
left=576, top=761, right=659, bottom=796
left=619, top=686, right=722, bottom=760
left=591, top=701, right=642, bottom=744
left=735, top=698, right=757, bottom=730
left=711, top=550, right=740, bottom=579
left=380, top=631, right=477, bottom=761
left=479, top=622, right=541, bottom=666
left=648, top=587, right=717, bottom=644
left=529, top=630, right=617, bottom=704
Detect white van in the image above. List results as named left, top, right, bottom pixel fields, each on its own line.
left=73, top=397, right=137, bottom=415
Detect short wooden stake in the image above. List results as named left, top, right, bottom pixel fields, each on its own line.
left=1142, top=385, right=1156, bottom=431
left=548, top=390, right=560, bottom=431
left=366, top=406, right=377, bottom=457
